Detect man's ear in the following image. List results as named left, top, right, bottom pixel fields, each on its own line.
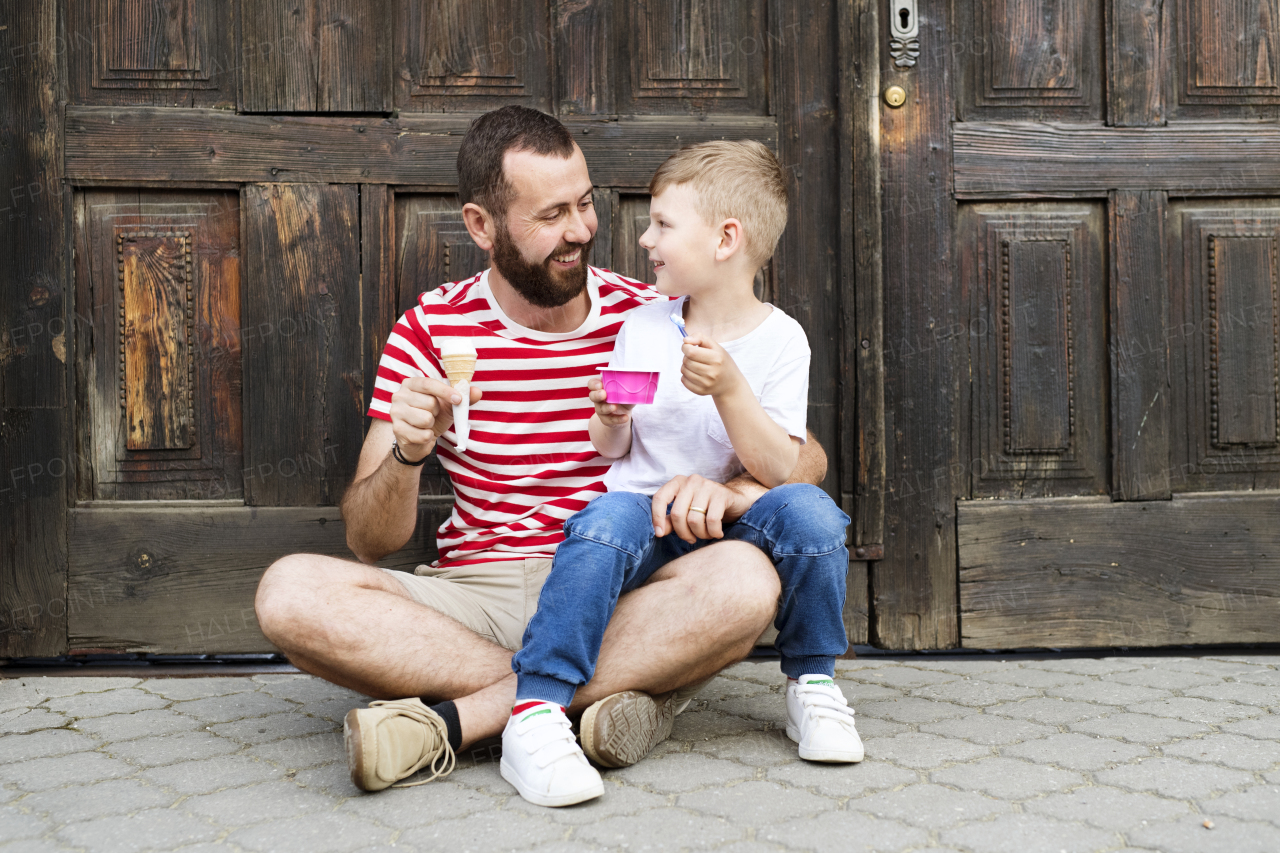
left=715, top=218, right=745, bottom=262
left=462, top=202, right=497, bottom=252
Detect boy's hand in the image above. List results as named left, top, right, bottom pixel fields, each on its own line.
left=680, top=335, right=745, bottom=398
left=588, top=376, right=635, bottom=427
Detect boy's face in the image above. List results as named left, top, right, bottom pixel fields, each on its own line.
left=638, top=183, right=722, bottom=297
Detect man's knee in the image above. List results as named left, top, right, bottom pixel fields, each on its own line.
left=701, top=541, right=781, bottom=613
left=255, top=554, right=332, bottom=640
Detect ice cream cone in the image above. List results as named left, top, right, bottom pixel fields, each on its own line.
left=441, top=353, right=477, bottom=386
left=439, top=340, right=478, bottom=452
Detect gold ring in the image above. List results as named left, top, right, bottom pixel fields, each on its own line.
left=689, top=506, right=707, bottom=514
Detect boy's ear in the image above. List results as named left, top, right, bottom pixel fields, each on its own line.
left=462, top=202, right=497, bottom=252
left=715, top=218, right=745, bottom=262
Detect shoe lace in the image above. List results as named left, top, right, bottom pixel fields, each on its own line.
left=515, top=709, right=581, bottom=769
left=795, top=683, right=858, bottom=729
left=367, top=699, right=457, bottom=788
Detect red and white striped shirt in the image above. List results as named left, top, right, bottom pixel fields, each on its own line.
left=368, top=266, right=663, bottom=567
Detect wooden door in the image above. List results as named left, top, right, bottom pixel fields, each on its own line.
left=873, top=0, right=1280, bottom=648
left=1, top=1, right=862, bottom=655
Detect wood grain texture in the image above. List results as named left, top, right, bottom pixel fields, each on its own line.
left=954, top=122, right=1280, bottom=196
left=1179, top=0, right=1280, bottom=108
left=843, top=560, right=869, bottom=644
left=242, top=184, right=364, bottom=506
left=65, top=108, right=779, bottom=188
left=876, top=0, right=960, bottom=648
left=0, top=0, right=69, bottom=657
left=361, top=185, right=397, bottom=434
left=1107, top=0, right=1166, bottom=126
left=848, top=0, right=885, bottom=548
left=241, top=0, right=391, bottom=112
left=555, top=0, right=614, bottom=114
left=958, top=494, right=1280, bottom=648
left=1111, top=190, right=1171, bottom=500
left=67, top=501, right=454, bottom=653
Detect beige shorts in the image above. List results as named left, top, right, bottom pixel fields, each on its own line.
left=380, top=558, right=553, bottom=651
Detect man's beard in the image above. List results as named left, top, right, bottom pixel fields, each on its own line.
left=491, top=222, right=593, bottom=309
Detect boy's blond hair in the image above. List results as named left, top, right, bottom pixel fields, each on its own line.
left=648, top=140, right=788, bottom=268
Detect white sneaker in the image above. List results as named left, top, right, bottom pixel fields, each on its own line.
left=785, top=675, right=865, bottom=763
left=501, top=702, right=604, bottom=807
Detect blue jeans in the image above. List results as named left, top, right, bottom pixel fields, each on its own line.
left=511, top=484, right=851, bottom=707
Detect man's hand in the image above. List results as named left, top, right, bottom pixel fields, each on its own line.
left=388, top=376, right=482, bottom=461
left=587, top=376, right=635, bottom=428
left=651, top=474, right=754, bottom=544
left=680, top=335, right=746, bottom=398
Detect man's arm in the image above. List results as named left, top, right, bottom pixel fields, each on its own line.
left=723, top=428, right=827, bottom=512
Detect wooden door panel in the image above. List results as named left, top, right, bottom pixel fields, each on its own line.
left=1170, top=201, right=1280, bottom=492
left=962, top=203, right=1108, bottom=498
left=957, top=0, right=1102, bottom=120
left=394, top=0, right=551, bottom=112
left=1177, top=0, right=1280, bottom=114
left=74, top=191, right=243, bottom=501
left=242, top=184, right=363, bottom=506
left=66, top=0, right=237, bottom=107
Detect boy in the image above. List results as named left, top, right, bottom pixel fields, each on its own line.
left=500, top=141, right=862, bottom=807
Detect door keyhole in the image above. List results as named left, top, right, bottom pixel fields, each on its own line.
left=899, top=8, right=911, bottom=30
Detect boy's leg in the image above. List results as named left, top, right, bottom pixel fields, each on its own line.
left=510, top=491, right=666, bottom=708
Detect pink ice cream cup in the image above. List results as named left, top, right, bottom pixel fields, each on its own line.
left=601, top=369, right=659, bottom=405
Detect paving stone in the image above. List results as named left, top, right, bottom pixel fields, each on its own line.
left=0, top=709, right=69, bottom=734
left=612, top=751, right=755, bottom=793
left=845, top=782, right=1011, bottom=830
left=712, top=843, right=789, bottom=853
left=759, top=810, right=928, bottom=853
left=1200, top=785, right=1280, bottom=826
left=1026, top=658, right=1144, bottom=675
left=210, top=711, right=339, bottom=745
left=0, top=728, right=100, bottom=762
left=172, top=692, right=298, bottom=724
left=1043, top=681, right=1172, bottom=705
left=724, top=661, right=793, bottom=684
left=401, top=811, right=564, bottom=851
left=1, top=751, right=135, bottom=792
left=140, top=754, right=283, bottom=795
left=939, top=812, right=1119, bottom=853
left=0, top=840, right=75, bottom=853
left=1127, top=815, right=1280, bottom=853
left=678, top=781, right=835, bottom=824
left=8, top=678, right=142, bottom=699
left=43, top=689, right=169, bottom=718
left=1069, top=712, right=1212, bottom=744
left=338, top=782, right=497, bottom=825
left=0, top=806, right=54, bottom=840
left=846, top=716, right=911, bottom=739
left=1096, top=756, right=1254, bottom=798
left=1110, top=668, right=1225, bottom=690
left=243, top=731, right=344, bottom=769
left=856, top=697, right=969, bottom=724
left=18, top=779, right=174, bottom=823
left=908, top=680, right=1039, bottom=707
left=989, top=697, right=1107, bottom=726
left=1185, top=682, right=1279, bottom=708
left=1001, top=733, right=1150, bottom=771
left=834, top=682, right=905, bottom=703
left=920, top=714, right=1057, bottom=745
left=1234, top=669, right=1280, bottom=686
left=444, top=761, right=514, bottom=797
left=1161, top=733, right=1280, bottom=770
left=975, top=668, right=1092, bottom=689
left=930, top=757, right=1085, bottom=799
left=57, top=809, right=220, bottom=853
left=1204, top=655, right=1280, bottom=667
left=1023, top=786, right=1190, bottom=831
left=140, top=678, right=259, bottom=701
left=862, top=732, right=989, bottom=769
left=767, top=759, right=918, bottom=798
left=109, top=730, right=241, bottom=768
left=184, top=779, right=338, bottom=826
left=1127, top=696, right=1260, bottom=723
left=72, top=709, right=203, bottom=743
left=706, top=678, right=772, bottom=700
left=693, top=728, right=799, bottom=767
left=1161, top=659, right=1268, bottom=676
left=289, top=759, right=358, bottom=798
left=227, top=813, right=393, bottom=852
left=574, top=808, right=745, bottom=850
left=526, top=843, right=602, bottom=853
left=893, top=660, right=1011, bottom=674
left=712, top=692, right=786, bottom=722
left=506, top=780, right=669, bottom=825
left=0, top=788, right=20, bottom=805
left=857, top=667, right=962, bottom=689
left=670, top=709, right=760, bottom=742
left=1220, top=716, right=1280, bottom=740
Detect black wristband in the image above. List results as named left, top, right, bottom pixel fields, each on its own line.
left=391, top=440, right=429, bottom=466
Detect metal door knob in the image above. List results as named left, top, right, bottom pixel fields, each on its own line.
left=884, top=85, right=907, bottom=108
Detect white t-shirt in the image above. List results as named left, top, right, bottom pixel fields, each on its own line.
left=602, top=297, right=810, bottom=495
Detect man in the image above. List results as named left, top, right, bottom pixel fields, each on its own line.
left=254, top=106, right=829, bottom=792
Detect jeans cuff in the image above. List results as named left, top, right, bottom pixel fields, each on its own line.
left=781, top=655, right=837, bottom=679
left=515, top=673, right=579, bottom=708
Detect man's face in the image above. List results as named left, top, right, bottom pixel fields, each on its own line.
left=490, top=145, right=597, bottom=309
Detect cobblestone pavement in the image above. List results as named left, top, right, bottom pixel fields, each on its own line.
left=2, top=654, right=1278, bottom=852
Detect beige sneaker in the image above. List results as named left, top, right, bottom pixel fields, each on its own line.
left=579, top=679, right=710, bottom=768
left=344, top=698, right=455, bottom=791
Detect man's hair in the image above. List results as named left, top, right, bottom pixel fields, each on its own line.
left=648, top=140, right=789, bottom=267
left=457, top=106, right=577, bottom=221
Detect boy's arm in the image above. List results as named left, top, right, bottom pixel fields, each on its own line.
left=681, top=336, right=800, bottom=487
left=587, top=376, right=634, bottom=458
left=722, top=429, right=827, bottom=513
